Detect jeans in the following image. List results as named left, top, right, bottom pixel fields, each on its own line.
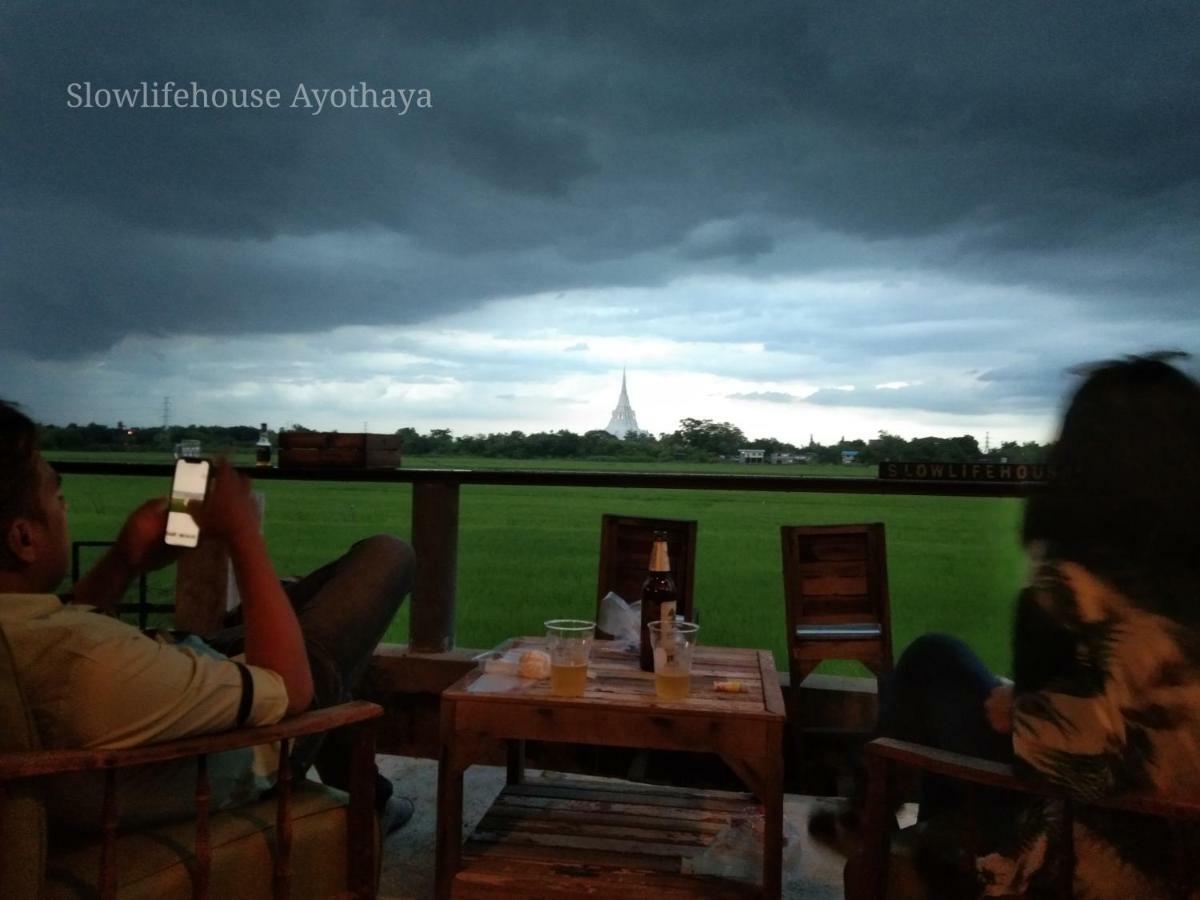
left=208, top=534, right=414, bottom=807
left=877, top=633, right=1016, bottom=827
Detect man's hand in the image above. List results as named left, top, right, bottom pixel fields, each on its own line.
left=114, top=498, right=180, bottom=573
left=187, top=459, right=260, bottom=545
left=985, top=680, right=1014, bottom=734
left=71, top=498, right=180, bottom=612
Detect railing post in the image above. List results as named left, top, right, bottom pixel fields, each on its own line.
left=410, top=480, right=460, bottom=652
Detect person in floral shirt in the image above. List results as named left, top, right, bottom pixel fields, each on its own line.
left=841, top=354, right=1200, bottom=898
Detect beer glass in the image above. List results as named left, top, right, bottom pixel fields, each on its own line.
left=646, top=620, right=699, bottom=700
left=544, top=619, right=594, bottom=697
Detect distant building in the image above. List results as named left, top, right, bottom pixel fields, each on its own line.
left=738, top=448, right=765, bottom=464
left=604, top=370, right=643, bottom=439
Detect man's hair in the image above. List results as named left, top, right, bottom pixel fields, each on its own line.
left=0, top=401, right=44, bottom=568
left=1022, top=353, right=1200, bottom=621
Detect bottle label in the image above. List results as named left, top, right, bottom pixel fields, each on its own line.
left=660, top=600, right=676, bottom=624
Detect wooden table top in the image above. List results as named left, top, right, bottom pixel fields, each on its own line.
left=444, top=636, right=786, bottom=723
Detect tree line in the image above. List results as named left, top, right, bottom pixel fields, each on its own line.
left=398, top=420, right=1047, bottom=464
left=38, top=417, right=1048, bottom=464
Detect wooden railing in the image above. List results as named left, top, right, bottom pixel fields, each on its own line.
left=55, top=462, right=1036, bottom=654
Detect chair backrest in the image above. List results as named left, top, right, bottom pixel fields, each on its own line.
left=780, top=523, right=893, bottom=678
left=595, top=514, right=698, bottom=635
left=0, top=623, right=48, bottom=898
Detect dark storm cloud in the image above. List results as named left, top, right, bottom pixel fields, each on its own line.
left=3, top=1, right=1198, bottom=358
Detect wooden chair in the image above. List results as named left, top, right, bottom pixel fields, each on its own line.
left=847, top=737, right=1200, bottom=900
left=594, top=514, right=698, bottom=635
left=0, top=626, right=383, bottom=899
left=780, top=523, right=893, bottom=686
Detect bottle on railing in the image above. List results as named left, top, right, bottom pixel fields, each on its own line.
left=255, top=423, right=272, bottom=468
left=640, top=531, right=678, bottom=671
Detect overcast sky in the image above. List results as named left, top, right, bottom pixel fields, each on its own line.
left=2, top=2, right=1198, bottom=445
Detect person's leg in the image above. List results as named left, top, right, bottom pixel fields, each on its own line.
left=285, top=535, right=414, bottom=802
left=878, top=633, right=1010, bottom=760
left=877, top=633, right=1015, bottom=829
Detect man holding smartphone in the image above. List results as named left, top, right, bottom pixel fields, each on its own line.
left=0, top=400, right=415, bottom=833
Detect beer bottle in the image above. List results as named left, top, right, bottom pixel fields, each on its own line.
left=255, top=423, right=272, bottom=468
left=640, top=531, right=678, bottom=671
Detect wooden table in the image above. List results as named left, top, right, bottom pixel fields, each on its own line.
left=436, top=637, right=787, bottom=898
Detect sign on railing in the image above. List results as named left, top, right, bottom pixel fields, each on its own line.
left=879, top=461, right=1057, bottom=483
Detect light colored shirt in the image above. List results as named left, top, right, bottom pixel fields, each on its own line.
left=0, top=593, right=289, bottom=828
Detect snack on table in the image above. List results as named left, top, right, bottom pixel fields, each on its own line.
left=518, top=649, right=552, bottom=679
left=713, top=680, right=745, bottom=693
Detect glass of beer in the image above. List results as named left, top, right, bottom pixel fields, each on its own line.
left=544, top=619, right=595, bottom=697
left=646, top=620, right=700, bottom=700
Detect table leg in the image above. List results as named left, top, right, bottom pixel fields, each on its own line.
left=506, top=739, right=525, bottom=785
left=718, top=735, right=785, bottom=900
left=762, top=729, right=784, bottom=900
left=435, top=742, right=464, bottom=900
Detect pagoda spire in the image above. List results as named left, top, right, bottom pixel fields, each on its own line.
left=605, top=369, right=642, bottom=439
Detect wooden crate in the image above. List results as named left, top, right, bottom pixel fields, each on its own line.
left=277, top=432, right=402, bottom=469
left=454, top=777, right=763, bottom=898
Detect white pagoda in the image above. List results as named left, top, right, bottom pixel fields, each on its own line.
left=604, top=370, right=643, bottom=439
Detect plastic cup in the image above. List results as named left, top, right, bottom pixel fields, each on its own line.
left=544, top=619, right=594, bottom=697
left=646, top=620, right=700, bottom=700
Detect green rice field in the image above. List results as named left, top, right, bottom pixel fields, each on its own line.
left=50, top=453, right=1028, bottom=676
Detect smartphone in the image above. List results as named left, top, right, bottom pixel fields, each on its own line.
left=164, top=458, right=211, bottom=548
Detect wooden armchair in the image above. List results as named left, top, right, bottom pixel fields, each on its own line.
left=846, top=737, right=1200, bottom=900
left=1, top=621, right=383, bottom=900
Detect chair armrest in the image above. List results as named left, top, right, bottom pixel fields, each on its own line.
left=0, top=700, right=383, bottom=779
left=866, top=737, right=1028, bottom=791
left=866, top=737, right=1200, bottom=817
left=851, top=737, right=1200, bottom=900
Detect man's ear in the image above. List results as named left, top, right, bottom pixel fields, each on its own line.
left=5, top=518, right=39, bottom=565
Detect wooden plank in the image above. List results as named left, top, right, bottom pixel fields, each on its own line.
left=455, top=856, right=760, bottom=899
left=450, top=690, right=779, bottom=723
left=468, top=828, right=707, bottom=858
left=502, top=781, right=756, bottom=811
left=455, top=779, right=766, bottom=899
left=495, top=793, right=754, bottom=822
left=462, top=839, right=682, bottom=874
left=482, top=805, right=728, bottom=835
left=505, top=776, right=756, bottom=803
left=452, top=702, right=774, bottom=754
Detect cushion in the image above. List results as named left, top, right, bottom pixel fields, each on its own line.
left=0, top=624, right=47, bottom=899
left=44, top=782, right=364, bottom=900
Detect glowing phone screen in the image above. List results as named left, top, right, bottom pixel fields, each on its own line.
left=164, top=459, right=210, bottom=548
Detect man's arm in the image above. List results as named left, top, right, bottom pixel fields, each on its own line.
left=71, top=498, right=176, bottom=614
left=191, top=461, right=314, bottom=715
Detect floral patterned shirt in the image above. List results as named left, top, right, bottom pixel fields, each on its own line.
left=978, top=561, right=1200, bottom=898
